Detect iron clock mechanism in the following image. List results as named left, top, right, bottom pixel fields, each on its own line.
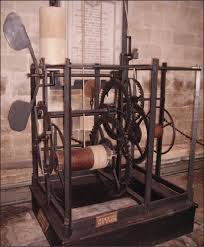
left=90, top=114, right=133, bottom=197
left=99, top=77, right=149, bottom=166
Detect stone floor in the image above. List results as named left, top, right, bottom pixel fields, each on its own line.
left=1, top=170, right=203, bottom=246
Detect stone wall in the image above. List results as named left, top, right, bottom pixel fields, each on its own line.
left=1, top=1, right=203, bottom=166
left=1, top=1, right=48, bottom=164
left=128, top=1, right=203, bottom=146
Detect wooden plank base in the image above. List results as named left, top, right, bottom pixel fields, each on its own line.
left=30, top=170, right=197, bottom=246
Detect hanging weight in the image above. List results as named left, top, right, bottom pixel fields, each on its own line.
left=147, top=107, right=176, bottom=155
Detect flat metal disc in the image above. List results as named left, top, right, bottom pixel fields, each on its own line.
left=8, top=100, right=31, bottom=131
left=3, top=12, right=30, bottom=50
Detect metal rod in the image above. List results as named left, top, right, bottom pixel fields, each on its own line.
left=41, top=62, right=202, bottom=71
left=117, top=0, right=128, bottom=185
left=94, top=65, right=100, bottom=109
left=28, top=73, right=111, bottom=78
left=44, top=108, right=110, bottom=119
left=28, top=44, right=38, bottom=68
left=42, top=60, right=48, bottom=106
left=42, top=59, right=51, bottom=204
left=34, top=107, right=44, bottom=175
left=28, top=67, right=201, bottom=79
left=144, top=58, right=159, bottom=209
left=63, top=59, right=72, bottom=236
left=45, top=63, right=152, bottom=70
left=82, top=66, right=85, bottom=148
left=160, top=66, right=201, bottom=71
left=121, top=0, right=128, bottom=65
left=126, top=187, right=144, bottom=204
left=72, top=73, right=110, bottom=78
left=93, top=65, right=101, bottom=153
left=187, top=67, right=201, bottom=200
left=155, top=62, right=167, bottom=176
left=116, top=79, right=123, bottom=184
left=94, top=65, right=100, bottom=128
left=30, top=64, right=38, bottom=180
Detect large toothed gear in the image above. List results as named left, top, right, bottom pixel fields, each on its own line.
left=128, top=104, right=149, bottom=165
left=90, top=115, right=133, bottom=192
left=99, top=77, right=148, bottom=166
left=99, top=78, right=132, bottom=138
left=125, top=78, right=145, bottom=111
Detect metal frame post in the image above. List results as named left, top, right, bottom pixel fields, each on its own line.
left=155, top=62, right=167, bottom=176
left=187, top=67, right=201, bottom=200
left=121, top=0, right=128, bottom=66
left=41, top=58, right=51, bottom=204
left=94, top=65, right=100, bottom=117
left=64, top=58, right=72, bottom=236
left=119, top=0, right=129, bottom=185
left=31, top=64, right=38, bottom=181
left=144, top=58, right=159, bottom=209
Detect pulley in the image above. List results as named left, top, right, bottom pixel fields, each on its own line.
left=147, top=107, right=176, bottom=155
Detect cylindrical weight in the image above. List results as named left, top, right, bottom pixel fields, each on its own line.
left=154, top=123, right=163, bottom=138
left=56, top=144, right=113, bottom=171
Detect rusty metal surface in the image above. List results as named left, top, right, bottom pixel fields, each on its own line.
left=56, top=147, right=94, bottom=171
left=154, top=124, right=163, bottom=138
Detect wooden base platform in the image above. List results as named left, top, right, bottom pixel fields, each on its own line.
left=30, top=167, right=197, bottom=246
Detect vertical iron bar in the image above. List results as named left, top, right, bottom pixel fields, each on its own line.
left=42, top=58, right=50, bottom=203
left=42, top=58, right=48, bottom=105
left=94, top=65, right=100, bottom=109
left=155, top=62, right=167, bottom=176
left=121, top=0, right=129, bottom=82
left=54, top=127, right=57, bottom=152
left=187, top=67, right=201, bottom=200
left=118, top=0, right=129, bottom=185
left=31, top=64, right=38, bottom=181
left=144, top=58, right=159, bottom=209
left=64, top=59, right=72, bottom=236
left=116, top=81, right=123, bottom=184
left=116, top=69, right=128, bottom=182
left=82, top=66, right=85, bottom=147
left=121, top=0, right=128, bottom=66
left=94, top=64, right=100, bottom=143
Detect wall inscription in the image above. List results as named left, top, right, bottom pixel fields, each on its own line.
left=64, top=0, right=122, bottom=64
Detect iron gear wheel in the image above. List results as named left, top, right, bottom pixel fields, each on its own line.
left=90, top=115, right=133, bottom=195
left=125, top=78, right=144, bottom=111
left=36, top=102, right=56, bottom=175
left=99, top=78, right=132, bottom=139
left=128, top=104, right=149, bottom=165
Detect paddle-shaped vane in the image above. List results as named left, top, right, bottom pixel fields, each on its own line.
left=3, top=12, right=40, bottom=131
